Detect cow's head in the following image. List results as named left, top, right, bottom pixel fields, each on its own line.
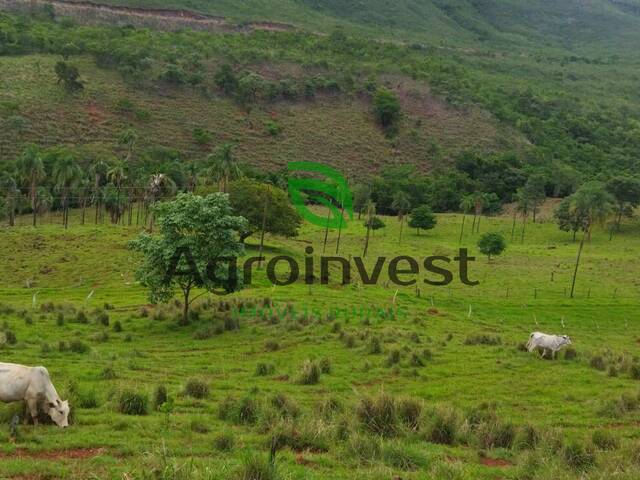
left=47, top=399, right=70, bottom=428
left=561, top=335, right=572, bottom=346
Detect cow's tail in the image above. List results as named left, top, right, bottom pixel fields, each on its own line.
left=526, top=333, right=535, bottom=352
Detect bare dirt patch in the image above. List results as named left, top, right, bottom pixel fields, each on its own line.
left=480, top=456, right=512, bottom=468
left=0, top=447, right=105, bottom=460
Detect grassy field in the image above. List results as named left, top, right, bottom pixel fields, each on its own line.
left=0, top=205, right=639, bottom=479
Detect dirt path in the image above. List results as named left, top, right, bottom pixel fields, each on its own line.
left=0, top=0, right=296, bottom=33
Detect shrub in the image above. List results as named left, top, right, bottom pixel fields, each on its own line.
left=356, top=392, right=398, bottom=437
left=255, top=363, right=275, bottom=376
left=345, top=433, right=382, bottom=464
left=153, top=385, right=168, bottom=410
left=590, top=355, right=606, bottom=371
left=385, top=349, right=401, bottom=367
left=630, top=363, right=640, bottom=380
left=236, top=453, right=278, bottom=480
left=184, top=379, right=209, bottom=399
left=265, top=340, right=279, bottom=351
left=382, top=441, right=428, bottom=470
left=264, top=120, right=282, bottom=136
left=563, top=441, right=596, bottom=471
left=317, top=397, right=344, bottom=419
left=190, top=419, right=209, bottom=434
left=100, top=366, right=117, bottom=380
left=69, top=340, right=89, bottom=353
left=514, top=424, right=540, bottom=450
left=96, top=312, right=109, bottom=326
left=40, top=342, right=51, bottom=354
left=78, top=389, right=99, bottom=409
left=319, top=358, right=331, bottom=374
left=398, top=397, right=422, bottom=431
left=297, top=360, right=321, bottom=385
left=368, top=337, right=382, bottom=354
left=464, top=335, right=501, bottom=346
left=214, top=432, right=235, bottom=452
left=117, top=390, right=149, bottom=415
left=58, top=341, right=68, bottom=352
left=424, top=407, right=458, bottom=445
left=56, top=313, right=64, bottom=326
left=476, top=420, right=516, bottom=449
left=76, top=311, right=88, bottom=323
left=269, top=393, right=300, bottom=419
left=564, top=347, right=577, bottom=360
left=219, top=396, right=260, bottom=425
left=4, top=330, right=17, bottom=345
left=113, top=321, right=123, bottom=332
left=592, top=430, right=619, bottom=450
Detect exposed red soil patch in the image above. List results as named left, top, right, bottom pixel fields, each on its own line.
left=85, top=101, right=106, bottom=125
left=480, top=456, right=512, bottom=468
left=0, top=447, right=105, bottom=460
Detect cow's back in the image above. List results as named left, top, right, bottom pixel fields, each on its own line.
left=0, top=362, right=33, bottom=402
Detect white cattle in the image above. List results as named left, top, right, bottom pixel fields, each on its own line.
left=0, top=363, right=70, bottom=427
left=526, top=332, right=572, bottom=359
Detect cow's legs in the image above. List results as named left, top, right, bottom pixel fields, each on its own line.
left=23, top=402, right=30, bottom=425
left=26, top=398, right=39, bottom=426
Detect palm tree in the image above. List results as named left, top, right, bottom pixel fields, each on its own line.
left=0, top=173, right=19, bottom=226
left=459, top=194, right=475, bottom=243
left=207, top=143, right=241, bottom=193
left=472, top=192, right=487, bottom=234
left=52, top=153, right=81, bottom=229
left=90, top=160, right=108, bottom=224
left=568, top=182, right=614, bottom=298
left=16, top=144, right=45, bottom=227
left=118, top=129, right=138, bottom=162
left=145, top=173, right=176, bottom=231
left=392, top=191, right=411, bottom=244
left=77, top=178, right=91, bottom=225
left=107, top=161, right=127, bottom=224
left=35, top=186, right=53, bottom=223
left=362, top=200, right=376, bottom=257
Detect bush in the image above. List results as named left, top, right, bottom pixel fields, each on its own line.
left=424, top=407, right=458, bottom=445
left=297, top=360, right=321, bottom=385
left=237, top=453, right=278, bottom=480
left=190, top=419, right=210, bottom=434
left=113, top=321, right=122, bottom=332
left=563, top=441, right=596, bottom=471
left=630, top=363, right=640, bottom=380
left=76, top=311, right=88, bottom=323
left=368, top=337, right=382, bottom=354
left=265, top=340, right=279, bottom=351
left=269, top=393, right=300, bottom=419
left=319, top=358, right=332, bottom=374
left=356, top=392, right=398, bottom=437
left=564, top=347, right=577, bottom=360
left=219, top=396, right=260, bottom=425
left=345, top=433, right=382, bottom=464
left=255, top=363, right=275, bottom=376
left=4, top=330, right=17, bottom=345
left=96, top=312, right=109, bottom=326
left=78, top=389, right=100, bottom=409
left=385, top=349, right=401, bottom=367
left=592, top=430, right=619, bottom=450
left=214, top=432, right=235, bottom=452
left=382, top=441, right=428, bottom=470
left=476, top=420, right=516, bottom=449
left=117, top=390, right=149, bottom=415
left=153, top=385, right=168, bottom=410
left=184, top=379, right=209, bottom=399
left=590, top=355, right=606, bottom=371
left=514, top=424, right=540, bottom=450
left=56, top=313, right=64, bottom=326
left=464, top=335, right=501, bottom=346
left=398, top=397, right=422, bottom=430
left=101, top=366, right=117, bottom=380
left=69, top=340, right=89, bottom=353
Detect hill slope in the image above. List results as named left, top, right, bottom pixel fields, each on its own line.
left=62, top=0, right=640, bottom=52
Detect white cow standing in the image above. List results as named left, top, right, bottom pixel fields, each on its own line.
left=526, top=332, right=572, bottom=359
left=0, top=363, right=70, bottom=427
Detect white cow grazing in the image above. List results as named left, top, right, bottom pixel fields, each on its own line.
left=0, top=363, right=70, bottom=427
left=526, top=332, right=572, bottom=359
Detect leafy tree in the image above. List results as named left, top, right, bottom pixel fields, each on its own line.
left=364, top=215, right=385, bottom=233
left=606, top=175, right=640, bottom=232
left=54, top=61, right=83, bottom=92
left=16, top=144, right=45, bottom=226
left=392, top=190, right=411, bottom=244
left=478, top=233, right=506, bottom=262
left=237, top=73, right=267, bottom=105
left=51, top=151, right=81, bottom=228
left=61, top=42, right=79, bottom=60
left=90, top=160, right=109, bottom=224
left=207, top=143, right=241, bottom=193
left=514, top=187, right=532, bottom=243
left=35, top=186, right=53, bottom=222
left=352, top=183, right=371, bottom=219
left=554, top=197, right=588, bottom=242
left=103, top=183, right=128, bottom=224
left=373, top=88, right=401, bottom=134
left=522, top=174, right=547, bottom=223
left=129, top=193, right=246, bottom=325
left=408, top=205, right=436, bottom=235
left=228, top=178, right=301, bottom=244
left=159, top=64, right=186, bottom=85
left=214, top=64, right=239, bottom=95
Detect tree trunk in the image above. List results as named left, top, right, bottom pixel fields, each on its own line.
left=570, top=233, right=586, bottom=299
left=510, top=211, right=517, bottom=241
left=476, top=214, right=482, bottom=234
left=180, top=288, right=190, bottom=326
left=322, top=208, right=331, bottom=254
left=363, top=225, right=371, bottom=257
left=81, top=202, right=86, bottom=225
left=335, top=204, right=345, bottom=254
left=520, top=214, right=527, bottom=243
left=459, top=214, right=466, bottom=244
left=399, top=216, right=405, bottom=244
left=258, top=202, right=268, bottom=268
left=471, top=214, right=477, bottom=233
